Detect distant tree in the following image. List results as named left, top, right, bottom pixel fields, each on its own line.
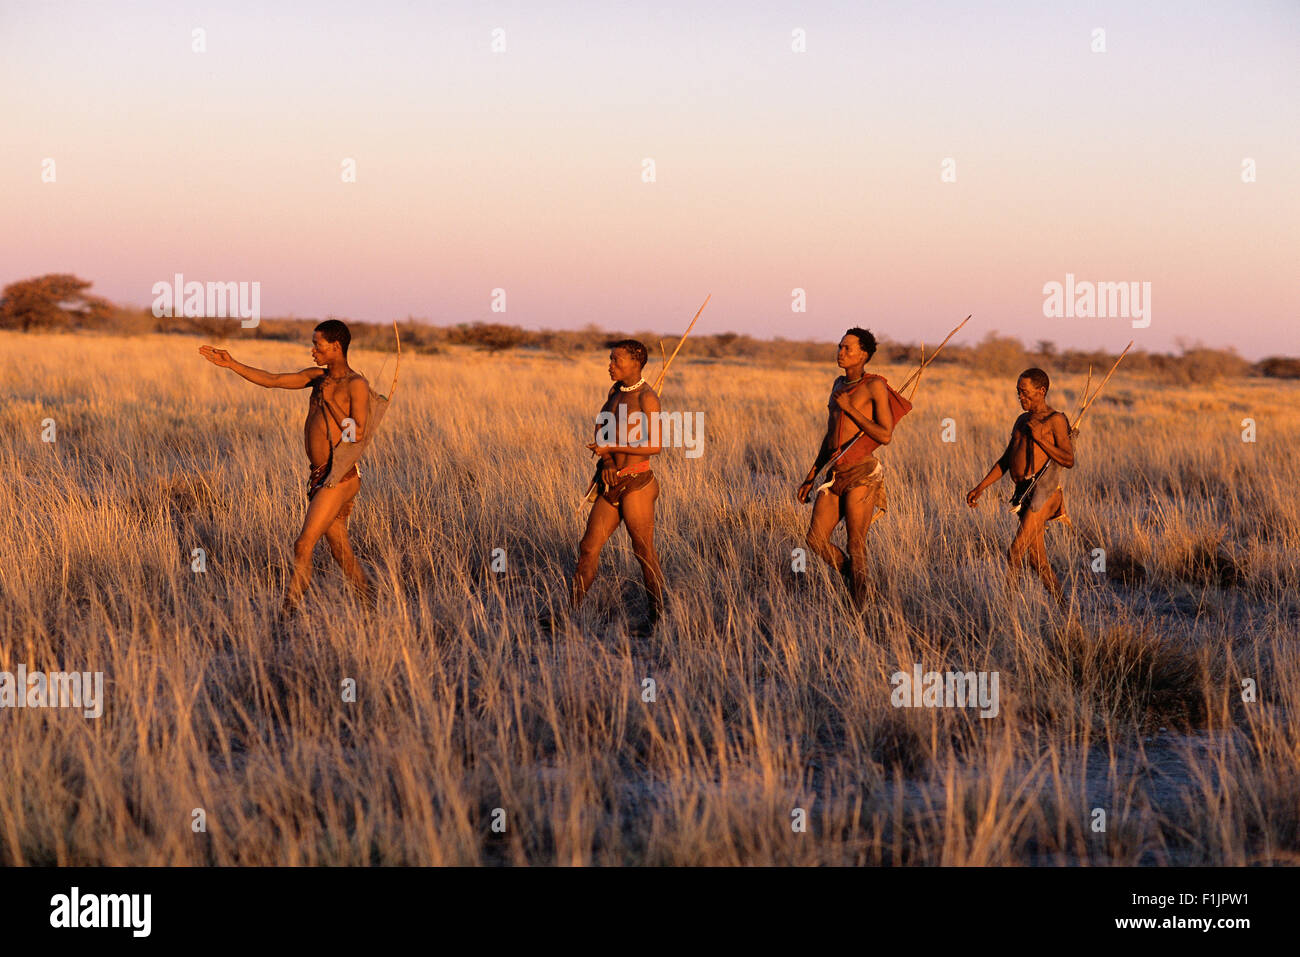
left=0, top=274, right=111, bottom=331
left=1257, top=356, right=1300, bottom=379
left=1178, top=347, right=1250, bottom=383
left=449, top=322, right=527, bottom=353
left=972, top=331, right=1029, bottom=373
left=698, top=331, right=743, bottom=358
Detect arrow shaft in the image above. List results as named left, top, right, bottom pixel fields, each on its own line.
left=389, top=320, right=402, bottom=397
left=653, top=294, right=710, bottom=391
left=1072, top=340, right=1132, bottom=432
left=897, top=315, right=970, bottom=393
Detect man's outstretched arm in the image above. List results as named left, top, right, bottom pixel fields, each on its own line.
left=199, top=345, right=319, bottom=389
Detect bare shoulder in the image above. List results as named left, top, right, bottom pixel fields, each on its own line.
left=639, top=385, right=661, bottom=410
left=299, top=367, right=326, bottom=389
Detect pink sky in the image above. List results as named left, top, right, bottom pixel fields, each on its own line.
left=2, top=0, right=1297, bottom=357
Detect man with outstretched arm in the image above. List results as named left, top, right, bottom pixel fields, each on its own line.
left=199, top=319, right=373, bottom=614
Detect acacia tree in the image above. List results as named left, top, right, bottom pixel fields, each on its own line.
left=0, top=274, right=111, bottom=331
left=448, top=321, right=527, bottom=353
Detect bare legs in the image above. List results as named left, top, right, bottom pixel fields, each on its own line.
left=1008, top=487, right=1064, bottom=605
left=805, top=482, right=882, bottom=606
left=282, top=473, right=371, bottom=613
left=621, top=480, right=665, bottom=619
left=572, top=477, right=664, bottom=620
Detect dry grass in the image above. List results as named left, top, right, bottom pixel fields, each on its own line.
left=2, top=331, right=1297, bottom=865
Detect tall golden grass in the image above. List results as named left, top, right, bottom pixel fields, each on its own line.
left=3, top=331, right=1297, bottom=865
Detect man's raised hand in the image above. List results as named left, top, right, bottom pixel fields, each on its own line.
left=199, top=345, right=234, bottom=368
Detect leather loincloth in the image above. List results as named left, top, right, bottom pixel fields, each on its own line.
left=1012, top=461, right=1068, bottom=523
left=308, top=461, right=360, bottom=520
left=599, top=461, right=654, bottom=506
left=820, top=456, right=887, bottom=511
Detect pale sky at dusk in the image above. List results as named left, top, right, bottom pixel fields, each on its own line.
left=3, top=0, right=1297, bottom=357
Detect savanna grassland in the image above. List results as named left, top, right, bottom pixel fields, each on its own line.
left=3, top=330, right=1297, bottom=865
